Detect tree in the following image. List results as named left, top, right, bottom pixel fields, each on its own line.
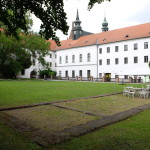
left=0, top=32, right=50, bottom=78
left=0, top=0, right=110, bottom=45
left=88, top=0, right=111, bottom=9
left=0, top=0, right=68, bottom=45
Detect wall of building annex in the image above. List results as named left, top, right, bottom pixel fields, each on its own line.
left=55, top=45, right=98, bottom=78
left=98, top=37, right=150, bottom=79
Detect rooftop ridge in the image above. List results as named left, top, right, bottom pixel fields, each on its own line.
left=49, top=22, right=150, bottom=51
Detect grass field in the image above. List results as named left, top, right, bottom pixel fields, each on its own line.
left=0, top=80, right=149, bottom=150
left=0, top=80, right=133, bottom=108
left=51, top=109, right=150, bottom=150
left=57, top=95, right=150, bottom=116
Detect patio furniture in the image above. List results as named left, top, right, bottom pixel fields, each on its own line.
left=123, top=87, right=129, bottom=96
left=133, top=87, right=144, bottom=97
left=128, top=88, right=136, bottom=98
left=123, top=87, right=133, bottom=96
left=139, top=89, right=149, bottom=99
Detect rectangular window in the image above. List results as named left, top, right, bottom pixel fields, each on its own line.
left=144, top=42, right=148, bottom=49
left=107, top=47, right=110, bottom=53
left=124, top=57, right=128, bottom=64
left=87, top=70, right=91, bottom=78
left=33, top=58, right=36, bottom=66
left=134, top=56, right=138, bottom=63
left=107, top=59, right=110, bottom=65
left=124, top=45, right=128, bottom=51
left=144, top=56, right=148, bottom=63
left=72, top=55, right=75, bottom=63
left=65, top=71, right=68, bottom=77
left=124, top=75, right=128, bottom=79
left=115, top=58, right=119, bottom=64
left=55, top=63, right=57, bottom=67
left=99, top=73, right=102, bottom=78
left=99, top=48, right=102, bottom=54
left=55, top=54, right=57, bottom=59
left=65, top=56, right=68, bottom=63
left=50, top=53, right=52, bottom=58
left=99, top=59, right=102, bottom=65
left=115, top=46, right=119, bottom=52
left=72, top=70, right=75, bottom=78
left=87, top=53, right=91, bottom=62
left=59, top=56, right=62, bottom=64
left=79, top=54, right=82, bottom=62
left=59, top=71, right=62, bottom=77
left=134, top=43, right=138, bottom=50
left=49, top=62, right=52, bottom=67
left=79, top=70, right=82, bottom=77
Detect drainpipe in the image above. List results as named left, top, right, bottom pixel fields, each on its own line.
left=96, top=39, right=99, bottom=79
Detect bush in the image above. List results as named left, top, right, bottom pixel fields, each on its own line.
left=39, top=69, right=56, bottom=78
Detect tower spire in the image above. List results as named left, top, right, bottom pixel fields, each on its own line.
left=76, top=9, right=79, bottom=20
left=102, top=10, right=109, bottom=32
left=70, top=9, right=82, bottom=40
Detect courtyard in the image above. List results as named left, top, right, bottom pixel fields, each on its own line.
left=0, top=80, right=150, bottom=149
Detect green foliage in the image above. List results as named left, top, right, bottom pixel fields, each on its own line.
left=0, top=0, right=112, bottom=44
left=0, top=32, right=50, bottom=78
left=0, top=0, right=69, bottom=45
left=88, top=0, right=111, bottom=9
left=39, top=69, right=56, bottom=78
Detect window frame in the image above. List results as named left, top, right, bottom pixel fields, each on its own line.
left=124, top=57, right=128, bottom=64
left=107, top=59, right=110, bottom=65
left=134, top=56, right=138, bottom=63
left=124, top=45, right=128, bottom=51
left=79, top=54, right=82, bottom=62
left=115, top=46, right=119, bottom=52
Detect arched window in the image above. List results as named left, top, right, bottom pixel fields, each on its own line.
left=59, top=56, right=62, bottom=64
left=87, top=53, right=90, bottom=62
left=79, top=54, right=82, bottom=62
left=72, top=55, right=75, bottom=63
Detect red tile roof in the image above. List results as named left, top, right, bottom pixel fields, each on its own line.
left=48, top=22, right=150, bottom=51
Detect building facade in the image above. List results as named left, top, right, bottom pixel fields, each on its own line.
left=19, top=11, right=150, bottom=82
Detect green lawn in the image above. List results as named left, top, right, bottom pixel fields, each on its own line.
left=1, top=108, right=150, bottom=150
left=0, top=80, right=136, bottom=108
left=50, top=109, right=150, bottom=150
left=5, top=105, right=98, bottom=133
left=0, top=113, right=43, bottom=150
left=57, top=95, right=150, bottom=116
left=0, top=80, right=149, bottom=150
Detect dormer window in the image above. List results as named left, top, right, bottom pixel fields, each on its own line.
left=125, top=35, right=129, bottom=38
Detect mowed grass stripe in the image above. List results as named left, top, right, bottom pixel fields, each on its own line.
left=0, top=80, right=133, bottom=108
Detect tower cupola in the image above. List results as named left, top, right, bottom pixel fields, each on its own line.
left=102, top=17, right=109, bottom=32
left=71, top=10, right=83, bottom=40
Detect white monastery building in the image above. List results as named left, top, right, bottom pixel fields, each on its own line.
left=20, top=10, right=150, bottom=82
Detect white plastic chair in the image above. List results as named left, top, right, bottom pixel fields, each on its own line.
left=139, top=89, right=149, bottom=99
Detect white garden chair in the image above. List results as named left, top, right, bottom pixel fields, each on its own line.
left=139, top=89, right=149, bottom=99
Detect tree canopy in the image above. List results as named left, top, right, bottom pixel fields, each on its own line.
left=88, top=0, right=111, bottom=9
left=0, top=0, right=110, bottom=45
left=0, top=32, right=50, bottom=78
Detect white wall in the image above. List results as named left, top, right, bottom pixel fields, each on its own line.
left=55, top=45, right=98, bottom=78
left=98, top=37, right=150, bottom=78
left=18, top=51, right=55, bottom=78
left=19, top=37, right=150, bottom=80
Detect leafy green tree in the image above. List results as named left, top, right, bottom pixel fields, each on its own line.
left=0, top=0, right=110, bottom=44
left=0, top=0, right=68, bottom=45
left=0, top=32, right=50, bottom=78
left=88, top=0, right=111, bottom=9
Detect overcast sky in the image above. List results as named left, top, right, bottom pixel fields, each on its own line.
left=32, top=0, right=150, bottom=41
